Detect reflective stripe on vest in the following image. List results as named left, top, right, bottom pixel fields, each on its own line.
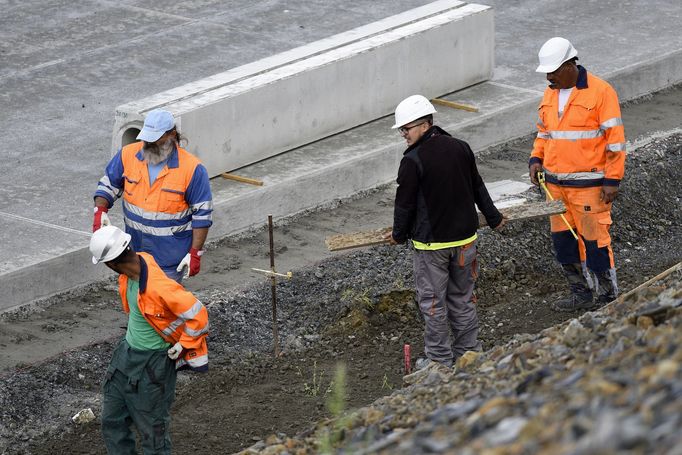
left=600, top=117, right=623, bottom=130
left=97, top=175, right=121, bottom=200
left=548, top=129, right=604, bottom=140
left=123, top=199, right=192, bottom=221
left=607, top=142, right=626, bottom=152
left=544, top=169, right=605, bottom=181
left=176, top=353, right=208, bottom=370
left=124, top=217, right=192, bottom=236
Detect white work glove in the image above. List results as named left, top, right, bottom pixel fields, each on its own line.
left=176, top=248, right=203, bottom=278
left=167, top=342, right=183, bottom=360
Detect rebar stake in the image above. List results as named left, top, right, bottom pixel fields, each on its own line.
left=268, top=215, right=280, bottom=357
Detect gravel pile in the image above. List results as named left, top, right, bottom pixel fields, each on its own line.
left=243, top=267, right=682, bottom=454
left=236, top=133, right=682, bottom=454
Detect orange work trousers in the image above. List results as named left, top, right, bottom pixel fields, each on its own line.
left=546, top=184, right=615, bottom=273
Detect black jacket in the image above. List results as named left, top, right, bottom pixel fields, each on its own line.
left=392, top=126, right=502, bottom=244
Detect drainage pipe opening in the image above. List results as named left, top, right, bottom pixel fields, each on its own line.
left=121, top=128, right=141, bottom=147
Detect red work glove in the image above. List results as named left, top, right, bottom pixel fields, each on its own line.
left=92, top=206, right=110, bottom=232
left=177, top=248, right=204, bottom=277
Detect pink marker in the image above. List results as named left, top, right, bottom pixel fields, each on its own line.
left=404, top=344, right=411, bottom=374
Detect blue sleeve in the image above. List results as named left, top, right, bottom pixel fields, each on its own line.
left=94, top=150, right=125, bottom=207
left=185, top=164, right=213, bottom=228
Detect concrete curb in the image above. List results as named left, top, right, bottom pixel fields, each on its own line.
left=112, top=1, right=493, bottom=177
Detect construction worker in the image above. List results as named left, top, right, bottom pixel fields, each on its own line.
left=530, top=37, right=626, bottom=311
left=89, top=225, right=209, bottom=454
left=93, top=108, right=213, bottom=282
left=386, top=95, right=506, bottom=369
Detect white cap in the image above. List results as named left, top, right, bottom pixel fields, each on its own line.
left=136, top=109, right=175, bottom=142
left=536, top=37, right=578, bottom=73
left=392, top=95, right=437, bottom=129
left=90, top=225, right=131, bottom=264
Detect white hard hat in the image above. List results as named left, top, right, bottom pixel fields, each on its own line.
left=392, top=95, right=437, bottom=129
left=536, top=37, right=578, bottom=73
left=90, top=225, right=131, bottom=264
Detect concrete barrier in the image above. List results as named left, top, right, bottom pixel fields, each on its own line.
left=112, top=1, right=493, bottom=177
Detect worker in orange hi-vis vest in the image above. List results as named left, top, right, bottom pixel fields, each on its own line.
left=89, top=225, right=209, bottom=454
left=93, top=109, right=213, bottom=283
left=530, top=37, right=626, bottom=312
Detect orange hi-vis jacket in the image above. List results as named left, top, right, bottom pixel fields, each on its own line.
left=119, top=252, right=209, bottom=372
left=95, top=142, right=213, bottom=269
left=530, top=66, right=626, bottom=188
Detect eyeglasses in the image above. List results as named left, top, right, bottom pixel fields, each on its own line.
left=399, top=121, right=427, bottom=135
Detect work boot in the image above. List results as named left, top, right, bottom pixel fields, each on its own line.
left=415, top=357, right=452, bottom=370
left=553, top=263, right=594, bottom=312
left=594, top=268, right=619, bottom=306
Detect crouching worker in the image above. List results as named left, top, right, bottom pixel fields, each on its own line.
left=89, top=225, right=209, bottom=454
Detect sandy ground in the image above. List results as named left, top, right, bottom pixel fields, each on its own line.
left=1, top=86, right=681, bottom=454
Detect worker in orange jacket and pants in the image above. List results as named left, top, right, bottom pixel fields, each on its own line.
left=90, top=225, right=209, bottom=454
left=529, top=37, right=626, bottom=312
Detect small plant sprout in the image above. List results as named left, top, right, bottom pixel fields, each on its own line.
left=381, top=373, right=394, bottom=390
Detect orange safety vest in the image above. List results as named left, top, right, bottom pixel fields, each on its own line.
left=116, top=142, right=209, bottom=268
left=119, top=252, right=209, bottom=372
left=531, top=70, right=626, bottom=187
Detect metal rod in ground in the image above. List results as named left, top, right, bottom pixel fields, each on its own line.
left=268, top=214, right=280, bottom=357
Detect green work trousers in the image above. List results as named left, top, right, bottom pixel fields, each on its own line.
left=102, top=339, right=177, bottom=454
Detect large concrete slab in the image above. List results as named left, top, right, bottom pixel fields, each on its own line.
left=1, top=0, right=682, bottom=310
left=112, top=1, right=493, bottom=176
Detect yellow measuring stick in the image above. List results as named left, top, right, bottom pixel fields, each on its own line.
left=251, top=268, right=293, bottom=279
left=431, top=98, right=479, bottom=112
left=537, top=172, right=579, bottom=240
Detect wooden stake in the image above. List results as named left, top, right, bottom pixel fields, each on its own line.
left=431, top=98, right=479, bottom=113
left=613, top=261, right=681, bottom=305
left=251, top=268, right=293, bottom=279
left=268, top=215, right=280, bottom=357
left=221, top=173, right=264, bottom=186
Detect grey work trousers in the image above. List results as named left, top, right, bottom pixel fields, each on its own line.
left=413, top=241, right=481, bottom=366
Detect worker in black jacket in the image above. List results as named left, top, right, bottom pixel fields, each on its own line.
left=386, top=95, right=506, bottom=369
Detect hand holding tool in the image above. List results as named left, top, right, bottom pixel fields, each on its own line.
left=537, top=171, right=578, bottom=240
left=529, top=163, right=543, bottom=185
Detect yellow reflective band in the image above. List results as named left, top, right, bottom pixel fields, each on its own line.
left=412, top=233, right=477, bottom=251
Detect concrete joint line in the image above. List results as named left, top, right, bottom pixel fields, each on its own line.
left=0, top=211, right=91, bottom=237
left=486, top=81, right=545, bottom=95
left=0, top=10, right=206, bottom=83
left=95, top=0, right=199, bottom=22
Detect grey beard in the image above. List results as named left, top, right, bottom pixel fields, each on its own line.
left=143, top=140, right=174, bottom=165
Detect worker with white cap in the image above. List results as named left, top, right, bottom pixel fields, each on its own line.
left=386, top=95, right=506, bottom=370
left=93, top=108, right=213, bottom=282
left=530, top=37, right=626, bottom=311
left=89, top=224, right=209, bottom=453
